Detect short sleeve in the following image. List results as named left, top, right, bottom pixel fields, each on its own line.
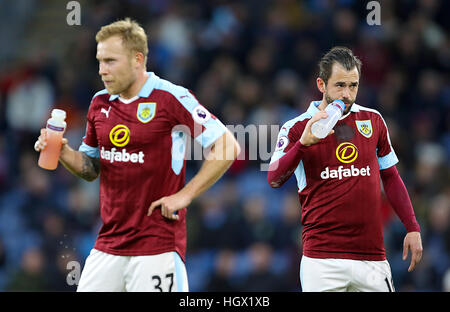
left=170, top=88, right=227, bottom=148
left=270, top=119, right=304, bottom=164
left=376, top=114, right=398, bottom=170
left=78, top=102, right=99, bottom=158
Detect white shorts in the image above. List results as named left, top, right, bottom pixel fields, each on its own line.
left=300, top=255, right=394, bottom=292
left=77, top=249, right=189, bottom=292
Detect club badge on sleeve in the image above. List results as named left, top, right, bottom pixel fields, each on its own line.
left=137, top=102, right=156, bottom=123
left=192, top=105, right=211, bottom=125
left=355, top=120, right=373, bottom=138
left=275, top=136, right=289, bottom=151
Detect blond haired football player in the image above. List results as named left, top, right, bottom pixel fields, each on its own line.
left=35, top=18, right=240, bottom=292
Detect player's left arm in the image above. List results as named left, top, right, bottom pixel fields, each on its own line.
left=376, top=113, right=422, bottom=272
left=380, top=166, right=423, bottom=272
left=147, top=129, right=240, bottom=220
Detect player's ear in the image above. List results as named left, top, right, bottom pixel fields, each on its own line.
left=316, top=77, right=326, bottom=94
left=133, top=52, right=145, bottom=68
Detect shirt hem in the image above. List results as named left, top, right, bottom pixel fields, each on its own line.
left=303, top=249, right=386, bottom=261
left=93, top=244, right=185, bottom=262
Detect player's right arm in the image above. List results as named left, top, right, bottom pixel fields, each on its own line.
left=59, top=138, right=100, bottom=181
left=267, top=111, right=331, bottom=188
left=35, top=129, right=100, bottom=181
left=299, top=110, right=331, bottom=146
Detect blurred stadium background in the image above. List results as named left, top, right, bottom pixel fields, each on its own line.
left=0, top=0, right=448, bottom=291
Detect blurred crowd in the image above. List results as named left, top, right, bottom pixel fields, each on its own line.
left=0, top=0, right=449, bottom=291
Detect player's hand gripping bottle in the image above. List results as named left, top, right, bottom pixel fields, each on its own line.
left=311, top=99, right=345, bottom=139
left=38, top=109, right=67, bottom=170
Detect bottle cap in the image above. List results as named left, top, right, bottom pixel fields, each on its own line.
left=333, top=100, right=345, bottom=112
left=51, top=109, right=66, bottom=121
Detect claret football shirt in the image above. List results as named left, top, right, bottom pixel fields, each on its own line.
left=79, top=72, right=227, bottom=260
left=270, top=101, right=399, bottom=261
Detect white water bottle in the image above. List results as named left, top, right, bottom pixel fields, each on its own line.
left=311, top=100, right=345, bottom=139
left=38, top=109, right=67, bottom=170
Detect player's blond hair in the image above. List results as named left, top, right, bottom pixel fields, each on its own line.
left=96, top=18, right=148, bottom=65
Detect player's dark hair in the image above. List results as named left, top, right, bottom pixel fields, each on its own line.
left=318, top=46, right=362, bottom=84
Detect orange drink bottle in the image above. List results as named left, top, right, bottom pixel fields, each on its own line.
left=38, top=109, right=67, bottom=170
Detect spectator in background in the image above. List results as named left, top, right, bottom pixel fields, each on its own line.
left=421, top=194, right=450, bottom=290
left=6, top=247, right=48, bottom=291
left=206, top=249, right=238, bottom=292
left=241, top=242, right=285, bottom=291
left=5, top=66, right=54, bottom=133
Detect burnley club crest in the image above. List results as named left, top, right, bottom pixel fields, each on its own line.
left=137, top=102, right=156, bottom=123
left=355, top=120, right=373, bottom=138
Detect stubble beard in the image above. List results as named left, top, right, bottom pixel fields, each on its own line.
left=325, top=92, right=355, bottom=115
left=106, top=77, right=134, bottom=96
